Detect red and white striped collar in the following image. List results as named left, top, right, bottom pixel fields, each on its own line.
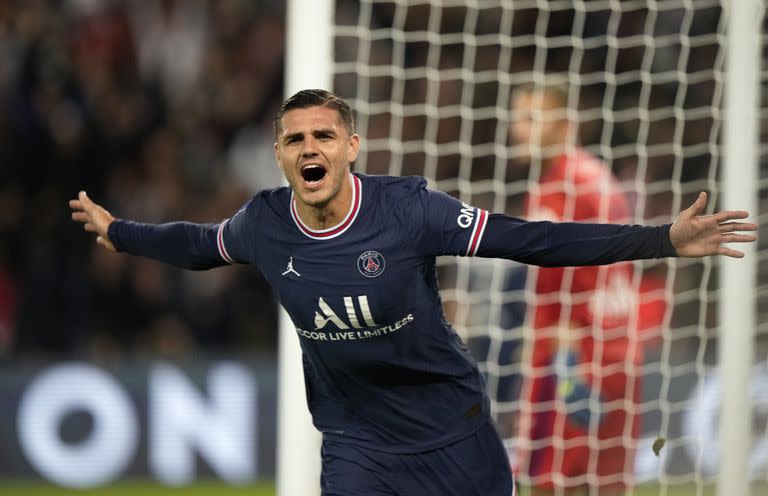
left=290, top=174, right=362, bottom=240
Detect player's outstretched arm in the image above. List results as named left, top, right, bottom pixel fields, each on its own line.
left=70, top=191, right=117, bottom=252
left=669, top=192, right=758, bottom=258
left=69, top=190, right=234, bottom=270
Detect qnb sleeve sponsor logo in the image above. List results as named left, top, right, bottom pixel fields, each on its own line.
left=455, top=202, right=489, bottom=256
left=456, top=202, right=475, bottom=228
left=314, top=296, right=378, bottom=330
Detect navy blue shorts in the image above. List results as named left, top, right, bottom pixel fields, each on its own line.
left=320, top=419, right=516, bottom=496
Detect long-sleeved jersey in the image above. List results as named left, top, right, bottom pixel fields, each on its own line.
left=108, top=173, right=676, bottom=453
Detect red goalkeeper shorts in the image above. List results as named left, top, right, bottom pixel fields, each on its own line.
left=524, top=372, right=641, bottom=491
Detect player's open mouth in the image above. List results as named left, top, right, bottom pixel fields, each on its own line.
left=301, top=164, right=327, bottom=185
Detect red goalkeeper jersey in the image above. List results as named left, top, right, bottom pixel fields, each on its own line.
left=525, top=149, right=639, bottom=381
left=518, top=149, right=647, bottom=488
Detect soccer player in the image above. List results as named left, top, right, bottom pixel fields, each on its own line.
left=509, top=81, right=668, bottom=495
left=70, top=89, right=756, bottom=496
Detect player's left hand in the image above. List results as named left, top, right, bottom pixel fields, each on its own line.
left=69, top=191, right=117, bottom=252
left=669, top=192, right=758, bottom=258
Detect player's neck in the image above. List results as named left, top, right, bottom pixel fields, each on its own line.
left=542, top=146, right=578, bottom=175
left=294, top=173, right=355, bottom=230
left=540, top=155, right=560, bottom=176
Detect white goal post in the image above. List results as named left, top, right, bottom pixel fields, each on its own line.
left=719, top=2, right=760, bottom=496
left=278, top=2, right=332, bottom=495
left=280, top=1, right=765, bottom=495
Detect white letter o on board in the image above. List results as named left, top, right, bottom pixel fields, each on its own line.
left=17, top=363, right=138, bottom=488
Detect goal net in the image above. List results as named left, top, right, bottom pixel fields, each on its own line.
left=331, top=0, right=767, bottom=493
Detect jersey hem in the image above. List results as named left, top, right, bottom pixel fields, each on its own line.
left=320, top=411, right=491, bottom=455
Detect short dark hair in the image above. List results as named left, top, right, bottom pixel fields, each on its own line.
left=513, top=79, right=571, bottom=109
left=274, top=89, right=355, bottom=138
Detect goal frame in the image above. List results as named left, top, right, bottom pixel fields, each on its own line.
left=718, top=2, right=760, bottom=495
left=278, top=2, right=332, bottom=495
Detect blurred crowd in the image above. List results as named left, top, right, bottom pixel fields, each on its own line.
left=0, top=0, right=286, bottom=361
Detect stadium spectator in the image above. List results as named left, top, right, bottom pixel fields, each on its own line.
left=510, top=81, right=668, bottom=495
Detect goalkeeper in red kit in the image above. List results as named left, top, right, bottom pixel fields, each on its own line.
left=510, top=82, right=668, bottom=495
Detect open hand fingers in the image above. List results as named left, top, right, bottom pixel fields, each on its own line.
left=713, top=210, right=750, bottom=223
left=680, top=192, right=707, bottom=220
left=718, top=246, right=746, bottom=258
left=78, top=190, right=93, bottom=205
left=720, top=233, right=757, bottom=244
left=70, top=191, right=96, bottom=213
left=718, top=221, right=759, bottom=233
left=71, top=211, right=90, bottom=223
left=70, top=191, right=117, bottom=252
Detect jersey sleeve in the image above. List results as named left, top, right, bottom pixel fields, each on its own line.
left=217, top=196, right=261, bottom=264
left=476, top=214, right=677, bottom=265
left=108, top=220, right=228, bottom=270
left=107, top=196, right=260, bottom=269
left=406, top=178, right=490, bottom=257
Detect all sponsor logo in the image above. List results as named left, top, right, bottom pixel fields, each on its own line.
left=314, top=296, right=378, bottom=330
left=298, top=296, right=415, bottom=342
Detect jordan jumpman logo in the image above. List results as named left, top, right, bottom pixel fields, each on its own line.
left=282, top=256, right=301, bottom=277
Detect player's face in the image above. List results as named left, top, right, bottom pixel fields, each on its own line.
left=509, top=91, right=568, bottom=165
left=274, top=106, right=360, bottom=210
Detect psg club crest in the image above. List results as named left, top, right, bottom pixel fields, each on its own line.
left=357, top=250, right=385, bottom=278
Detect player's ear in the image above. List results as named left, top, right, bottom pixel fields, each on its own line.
left=273, top=142, right=284, bottom=171
left=347, top=133, right=360, bottom=163
left=561, top=118, right=577, bottom=146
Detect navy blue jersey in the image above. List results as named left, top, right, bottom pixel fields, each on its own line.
left=220, top=174, right=494, bottom=452
left=108, top=173, right=676, bottom=453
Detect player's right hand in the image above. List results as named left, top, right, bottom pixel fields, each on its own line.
left=669, top=191, right=757, bottom=258
left=69, top=191, right=117, bottom=252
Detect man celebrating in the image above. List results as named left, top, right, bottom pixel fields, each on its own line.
left=71, top=89, right=756, bottom=496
